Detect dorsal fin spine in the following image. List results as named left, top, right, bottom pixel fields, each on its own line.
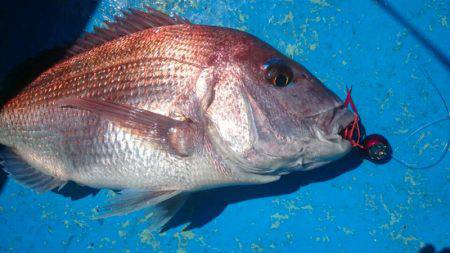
left=64, top=6, right=191, bottom=59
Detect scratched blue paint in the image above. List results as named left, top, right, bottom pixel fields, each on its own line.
left=0, top=0, right=449, bottom=252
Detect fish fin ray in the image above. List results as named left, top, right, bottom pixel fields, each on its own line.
left=96, top=189, right=188, bottom=231
left=65, top=6, right=191, bottom=58
left=0, top=146, right=65, bottom=193
left=57, top=98, right=197, bottom=157
left=146, top=192, right=189, bottom=232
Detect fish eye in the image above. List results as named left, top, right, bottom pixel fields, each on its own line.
left=263, top=58, right=294, bottom=87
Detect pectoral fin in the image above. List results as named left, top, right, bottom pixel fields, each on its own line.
left=57, top=98, right=198, bottom=157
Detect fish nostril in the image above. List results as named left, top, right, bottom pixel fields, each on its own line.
left=300, top=73, right=311, bottom=80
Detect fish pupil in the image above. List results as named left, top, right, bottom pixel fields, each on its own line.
left=275, top=74, right=288, bottom=87
left=263, top=58, right=294, bottom=88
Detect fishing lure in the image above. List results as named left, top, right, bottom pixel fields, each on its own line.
left=341, top=74, right=449, bottom=168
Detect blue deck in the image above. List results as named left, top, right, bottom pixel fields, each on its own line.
left=0, top=0, right=449, bottom=252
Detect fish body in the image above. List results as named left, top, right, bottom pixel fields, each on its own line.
left=0, top=7, right=354, bottom=229
left=0, top=25, right=258, bottom=190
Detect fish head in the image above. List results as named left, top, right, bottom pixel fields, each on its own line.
left=203, top=28, right=355, bottom=175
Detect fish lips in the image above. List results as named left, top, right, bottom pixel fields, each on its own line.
left=318, top=104, right=355, bottom=137
left=286, top=106, right=355, bottom=171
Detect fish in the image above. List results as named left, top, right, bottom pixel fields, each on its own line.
left=0, top=6, right=354, bottom=230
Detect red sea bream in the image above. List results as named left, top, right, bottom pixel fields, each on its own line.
left=0, top=7, right=354, bottom=229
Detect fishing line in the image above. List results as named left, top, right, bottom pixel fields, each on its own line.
left=390, top=69, right=450, bottom=169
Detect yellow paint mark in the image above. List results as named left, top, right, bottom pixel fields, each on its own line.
left=271, top=220, right=281, bottom=229
left=235, top=237, right=243, bottom=251
left=338, top=226, right=354, bottom=235
left=238, top=13, right=249, bottom=23
left=139, top=229, right=160, bottom=250
left=271, top=213, right=289, bottom=220
left=237, top=26, right=249, bottom=32
left=300, top=204, right=314, bottom=211
left=41, top=210, right=53, bottom=219
left=279, top=11, right=294, bottom=25
left=251, top=243, right=264, bottom=252
left=315, top=235, right=330, bottom=242
left=181, top=231, right=196, bottom=240
left=283, top=200, right=300, bottom=212
left=309, top=44, right=317, bottom=51
left=390, top=230, right=421, bottom=246
left=404, top=170, right=418, bottom=186
left=97, top=236, right=117, bottom=247
left=285, top=232, right=294, bottom=242
left=379, top=88, right=394, bottom=111
left=441, top=16, right=448, bottom=27
left=418, top=143, right=430, bottom=156
left=121, top=220, right=130, bottom=228
left=286, top=43, right=299, bottom=57
left=309, top=0, right=331, bottom=7
left=73, top=219, right=88, bottom=228
left=270, top=213, right=289, bottom=229
left=174, top=230, right=197, bottom=253
left=416, top=132, right=427, bottom=144
left=393, top=129, right=409, bottom=135
left=118, top=230, right=127, bottom=238
left=380, top=195, right=401, bottom=227
left=325, top=211, right=335, bottom=221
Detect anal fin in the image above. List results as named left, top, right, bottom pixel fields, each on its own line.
left=96, top=189, right=189, bottom=231
left=0, top=146, right=65, bottom=193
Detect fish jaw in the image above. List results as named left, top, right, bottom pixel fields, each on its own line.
left=271, top=106, right=355, bottom=172
left=238, top=102, right=355, bottom=174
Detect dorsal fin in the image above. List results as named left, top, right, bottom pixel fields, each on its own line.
left=65, top=6, right=191, bottom=58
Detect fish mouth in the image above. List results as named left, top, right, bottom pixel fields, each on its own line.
left=293, top=107, right=355, bottom=171
left=323, top=105, right=356, bottom=142
left=336, top=112, right=357, bottom=140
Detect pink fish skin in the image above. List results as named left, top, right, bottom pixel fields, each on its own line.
left=0, top=7, right=354, bottom=230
